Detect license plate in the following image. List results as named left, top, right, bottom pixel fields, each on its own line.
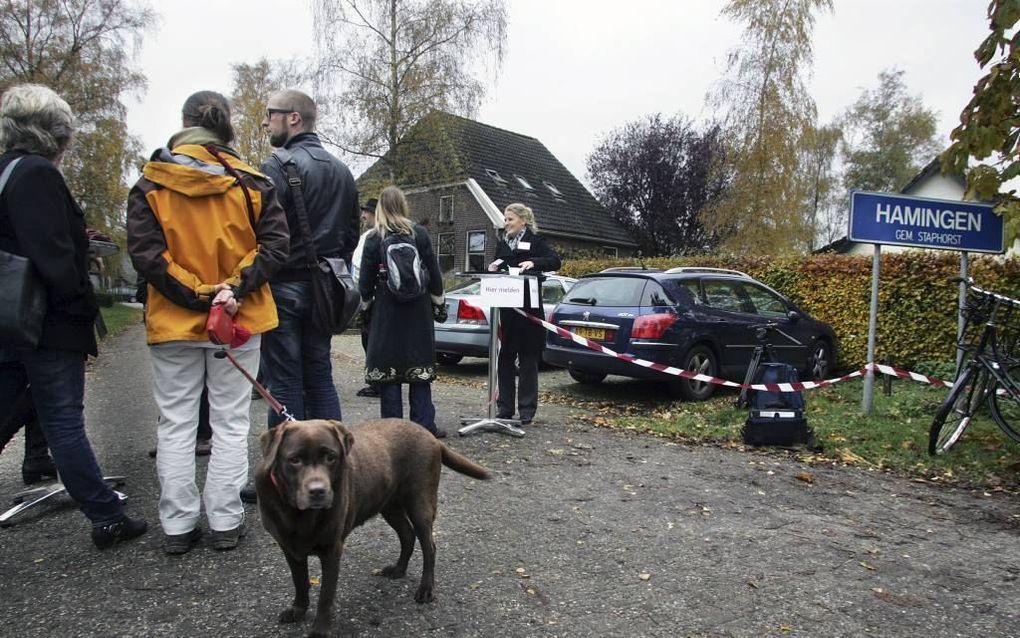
left=572, top=327, right=606, bottom=340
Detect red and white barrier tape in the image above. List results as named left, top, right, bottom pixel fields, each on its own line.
left=515, top=309, right=953, bottom=392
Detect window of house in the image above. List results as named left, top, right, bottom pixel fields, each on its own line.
left=514, top=174, right=534, bottom=190
left=438, top=232, right=455, bottom=274
left=466, top=230, right=486, bottom=271
left=485, top=169, right=507, bottom=185
left=439, top=195, right=453, bottom=223
left=543, top=180, right=564, bottom=199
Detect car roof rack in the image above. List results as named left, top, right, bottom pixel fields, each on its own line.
left=599, top=266, right=663, bottom=273
left=663, top=267, right=750, bottom=277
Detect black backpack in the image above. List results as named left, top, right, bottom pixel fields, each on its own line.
left=741, top=362, right=814, bottom=447
left=380, top=230, right=428, bottom=302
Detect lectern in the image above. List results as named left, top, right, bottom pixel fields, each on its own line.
left=458, top=272, right=541, bottom=438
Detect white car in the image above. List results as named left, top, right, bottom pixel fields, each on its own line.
left=433, top=274, right=577, bottom=365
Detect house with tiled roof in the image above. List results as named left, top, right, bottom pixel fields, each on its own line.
left=357, top=112, right=636, bottom=273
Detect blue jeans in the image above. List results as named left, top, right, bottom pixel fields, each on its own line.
left=0, top=350, right=124, bottom=526
left=379, top=383, right=436, bottom=431
left=262, top=281, right=341, bottom=428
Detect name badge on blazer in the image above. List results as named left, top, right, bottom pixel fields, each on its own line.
left=517, top=241, right=531, bottom=251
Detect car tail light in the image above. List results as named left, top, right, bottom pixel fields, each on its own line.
left=457, top=299, right=487, bottom=324
left=630, top=313, right=678, bottom=339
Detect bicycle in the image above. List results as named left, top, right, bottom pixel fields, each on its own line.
left=928, top=278, right=1020, bottom=455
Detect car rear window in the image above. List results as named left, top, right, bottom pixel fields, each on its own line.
left=566, top=277, right=645, bottom=306
left=640, top=280, right=674, bottom=306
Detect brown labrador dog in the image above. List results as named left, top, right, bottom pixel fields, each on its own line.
left=256, top=418, right=490, bottom=638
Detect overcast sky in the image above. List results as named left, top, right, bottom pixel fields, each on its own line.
left=126, top=0, right=989, bottom=182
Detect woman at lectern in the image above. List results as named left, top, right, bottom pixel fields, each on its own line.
left=487, top=203, right=561, bottom=426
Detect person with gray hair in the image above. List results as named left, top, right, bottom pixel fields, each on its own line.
left=0, top=83, right=148, bottom=548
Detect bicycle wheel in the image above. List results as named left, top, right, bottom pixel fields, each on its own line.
left=929, top=366, right=990, bottom=455
left=985, top=363, right=1020, bottom=443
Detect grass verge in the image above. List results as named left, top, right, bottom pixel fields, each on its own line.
left=607, top=380, right=1020, bottom=490
left=100, top=303, right=142, bottom=339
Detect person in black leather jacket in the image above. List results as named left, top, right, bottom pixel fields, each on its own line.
left=240, top=90, right=360, bottom=504
left=257, top=89, right=360, bottom=430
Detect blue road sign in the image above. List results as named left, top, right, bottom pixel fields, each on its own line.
left=849, top=190, right=1003, bottom=254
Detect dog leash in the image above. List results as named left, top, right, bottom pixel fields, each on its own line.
left=213, top=349, right=296, bottom=422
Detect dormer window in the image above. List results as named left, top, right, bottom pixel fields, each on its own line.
left=514, top=174, right=534, bottom=190
left=485, top=169, right=507, bottom=185
left=543, top=180, right=564, bottom=199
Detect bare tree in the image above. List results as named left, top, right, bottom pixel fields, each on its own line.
left=312, top=0, right=507, bottom=176
left=706, top=0, right=832, bottom=254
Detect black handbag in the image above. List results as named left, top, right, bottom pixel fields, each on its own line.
left=0, top=158, right=47, bottom=347
left=273, top=149, right=361, bottom=334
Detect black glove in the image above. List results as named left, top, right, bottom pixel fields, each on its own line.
left=433, top=302, right=448, bottom=323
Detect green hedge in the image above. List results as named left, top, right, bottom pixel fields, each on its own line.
left=558, top=252, right=1020, bottom=371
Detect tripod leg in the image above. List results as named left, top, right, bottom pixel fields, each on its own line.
left=738, top=348, right=763, bottom=408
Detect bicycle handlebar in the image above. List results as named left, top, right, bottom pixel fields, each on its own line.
left=951, top=277, right=1020, bottom=309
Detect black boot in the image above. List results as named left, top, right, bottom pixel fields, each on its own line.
left=22, top=417, right=56, bottom=484
left=22, top=455, right=57, bottom=484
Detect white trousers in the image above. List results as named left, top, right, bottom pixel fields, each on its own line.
left=149, top=343, right=258, bottom=534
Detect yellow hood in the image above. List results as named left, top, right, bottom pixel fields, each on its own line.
left=142, top=144, right=267, bottom=198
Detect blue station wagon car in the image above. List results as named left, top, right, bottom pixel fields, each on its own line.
left=544, top=267, right=836, bottom=400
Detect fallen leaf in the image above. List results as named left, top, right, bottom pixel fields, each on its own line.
left=779, top=624, right=794, bottom=633
left=858, top=561, right=877, bottom=571
left=795, top=471, right=814, bottom=484
left=468, top=582, right=481, bottom=590
left=638, top=573, right=651, bottom=581
left=309, top=576, right=321, bottom=585
left=747, top=580, right=759, bottom=589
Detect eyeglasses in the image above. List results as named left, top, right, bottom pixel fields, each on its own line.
left=265, top=108, right=293, bottom=119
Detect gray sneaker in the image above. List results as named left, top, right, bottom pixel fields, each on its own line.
left=164, top=528, right=202, bottom=555
left=210, top=522, right=247, bottom=551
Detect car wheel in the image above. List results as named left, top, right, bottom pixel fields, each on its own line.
left=436, top=353, right=463, bottom=366
left=669, top=344, right=717, bottom=401
left=809, top=340, right=833, bottom=380
left=568, top=368, right=607, bottom=385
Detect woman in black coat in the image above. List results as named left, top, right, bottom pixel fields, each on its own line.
left=359, top=186, right=446, bottom=437
left=487, top=203, right=561, bottom=425
left=0, top=84, right=147, bottom=548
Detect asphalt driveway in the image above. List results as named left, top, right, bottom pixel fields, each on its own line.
left=0, top=326, right=1016, bottom=637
